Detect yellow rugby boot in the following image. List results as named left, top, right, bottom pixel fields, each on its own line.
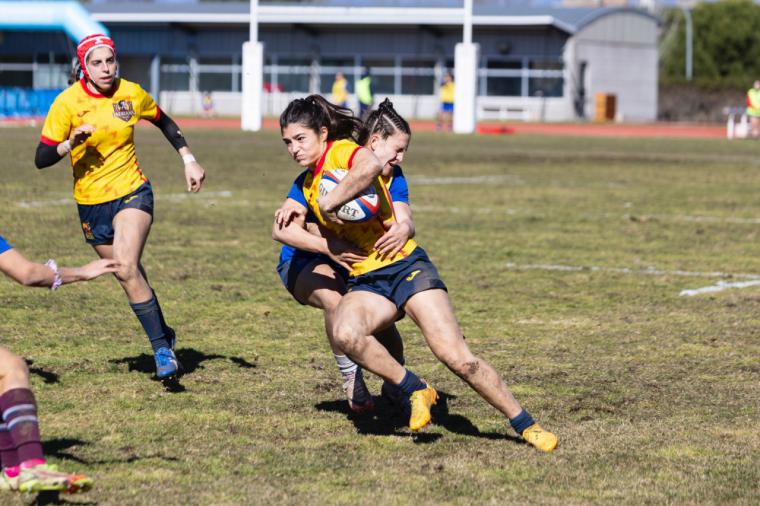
left=522, top=424, right=558, bottom=452
left=408, top=383, right=438, bottom=431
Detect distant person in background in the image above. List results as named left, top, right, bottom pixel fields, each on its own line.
left=33, top=34, right=206, bottom=381
left=0, top=233, right=117, bottom=494
left=437, top=71, right=455, bottom=132
left=746, top=80, right=760, bottom=138
left=356, top=69, right=374, bottom=120
left=201, top=91, right=215, bottom=118
left=331, top=72, right=349, bottom=109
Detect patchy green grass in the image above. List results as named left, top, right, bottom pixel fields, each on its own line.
left=1, top=126, right=759, bottom=505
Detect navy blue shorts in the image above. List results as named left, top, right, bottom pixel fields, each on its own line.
left=77, top=183, right=154, bottom=245
left=346, top=247, right=447, bottom=309
left=277, top=251, right=349, bottom=303
left=441, top=102, right=454, bottom=113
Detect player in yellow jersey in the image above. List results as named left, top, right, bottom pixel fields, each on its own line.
left=279, top=95, right=558, bottom=451
left=273, top=99, right=416, bottom=414
left=437, top=71, right=454, bottom=132
left=33, top=34, right=206, bottom=380
left=0, top=233, right=115, bottom=494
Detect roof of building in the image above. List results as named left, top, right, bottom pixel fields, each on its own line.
left=86, top=1, right=658, bottom=34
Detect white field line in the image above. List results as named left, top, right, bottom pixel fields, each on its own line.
left=505, top=262, right=760, bottom=280
left=679, top=280, right=760, bottom=297
left=597, top=213, right=760, bottom=225
left=17, top=190, right=233, bottom=208
left=407, top=175, right=524, bottom=186
left=505, top=262, right=760, bottom=297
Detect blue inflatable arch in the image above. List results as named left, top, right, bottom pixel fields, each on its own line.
left=2, top=1, right=109, bottom=42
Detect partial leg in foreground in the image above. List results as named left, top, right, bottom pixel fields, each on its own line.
left=0, top=347, right=93, bottom=493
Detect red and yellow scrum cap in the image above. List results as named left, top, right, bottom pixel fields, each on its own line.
left=77, top=34, right=116, bottom=79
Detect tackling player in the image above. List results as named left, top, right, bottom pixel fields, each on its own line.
left=0, top=233, right=117, bottom=493
left=272, top=98, right=415, bottom=413
left=278, top=95, right=558, bottom=451
left=33, top=34, right=206, bottom=380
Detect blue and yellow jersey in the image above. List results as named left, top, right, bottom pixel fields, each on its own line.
left=301, top=139, right=417, bottom=276
left=0, top=235, right=11, bottom=255
left=40, top=78, right=159, bottom=205
left=279, top=164, right=410, bottom=271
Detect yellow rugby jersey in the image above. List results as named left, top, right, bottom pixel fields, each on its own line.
left=440, top=81, right=455, bottom=104
left=302, top=139, right=417, bottom=276
left=40, top=78, right=159, bottom=205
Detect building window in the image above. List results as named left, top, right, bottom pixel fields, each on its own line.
left=401, top=59, right=436, bottom=95
left=266, top=58, right=311, bottom=93
left=198, top=57, right=235, bottom=92
left=528, top=60, right=564, bottom=98
left=483, top=59, right=521, bottom=97
left=160, top=57, right=190, bottom=91
left=361, top=59, right=395, bottom=96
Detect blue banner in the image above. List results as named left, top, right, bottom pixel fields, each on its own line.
left=0, top=88, right=62, bottom=118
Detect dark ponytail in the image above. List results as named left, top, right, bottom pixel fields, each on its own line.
left=68, top=58, right=82, bottom=85
left=357, top=98, right=411, bottom=146
left=279, top=94, right=362, bottom=142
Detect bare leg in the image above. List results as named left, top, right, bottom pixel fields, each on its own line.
left=92, top=208, right=153, bottom=303
left=331, top=291, right=407, bottom=384
left=0, top=347, right=30, bottom=395
left=293, top=261, right=346, bottom=355
left=374, top=325, right=404, bottom=364
left=403, top=289, right=523, bottom=420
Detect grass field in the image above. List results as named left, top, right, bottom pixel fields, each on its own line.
left=0, top=126, right=759, bottom=505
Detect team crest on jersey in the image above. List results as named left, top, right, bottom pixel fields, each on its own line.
left=112, top=100, right=135, bottom=121
left=81, top=222, right=95, bottom=241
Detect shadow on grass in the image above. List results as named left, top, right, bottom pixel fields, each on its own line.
left=108, top=348, right=257, bottom=392
left=25, top=359, right=60, bottom=384
left=43, top=438, right=180, bottom=466
left=433, top=392, right=521, bottom=443
left=315, top=389, right=521, bottom=444
left=32, top=491, right=98, bottom=506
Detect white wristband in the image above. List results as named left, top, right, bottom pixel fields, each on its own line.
left=182, top=154, right=196, bottom=165
left=60, top=140, right=72, bottom=154
left=45, top=259, right=62, bottom=291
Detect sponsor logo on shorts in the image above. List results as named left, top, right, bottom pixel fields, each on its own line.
left=123, top=194, right=139, bottom=204
left=82, top=222, right=95, bottom=241
left=406, top=269, right=421, bottom=281
left=112, top=100, right=135, bottom=122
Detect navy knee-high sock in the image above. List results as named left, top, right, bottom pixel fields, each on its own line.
left=130, top=295, right=170, bottom=352
left=151, top=290, right=174, bottom=340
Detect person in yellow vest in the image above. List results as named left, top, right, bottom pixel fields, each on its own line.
left=331, top=72, right=349, bottom=109
left=437, top=71, right=455, bottom=132
left=355, top=69, right=374, bottom=120
left=746, top=80, right=760, bottom=139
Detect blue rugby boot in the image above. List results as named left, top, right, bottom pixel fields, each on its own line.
left=154, top=347, right=180, bottom=379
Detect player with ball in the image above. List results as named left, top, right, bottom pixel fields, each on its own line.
left=276, top=96, right=557, bottom=451
left=274, top=97, right=412, bottom=413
